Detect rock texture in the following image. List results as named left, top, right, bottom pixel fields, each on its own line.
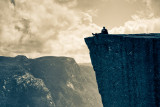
left=0, top=55, right=102, bottom=107
left=85, top=33, right=160, bottom=107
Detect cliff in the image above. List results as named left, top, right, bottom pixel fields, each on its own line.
left=0, top=55, right=102, bottom=107
left=85, top=33, right=160, bottom=107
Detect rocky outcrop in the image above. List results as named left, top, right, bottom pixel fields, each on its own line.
left=85, top=33, right=160, bottom=107
left=0, top=55, right=102, bottom=107
left=0, top=55, right=54, bottom=107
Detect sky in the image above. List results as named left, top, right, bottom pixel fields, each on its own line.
left=0, top=0, right=160, bottom=63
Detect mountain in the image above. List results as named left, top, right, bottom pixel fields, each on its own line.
left=0, top=55, right=102, bottom=107
left=85, top=33, right=160, bottom=107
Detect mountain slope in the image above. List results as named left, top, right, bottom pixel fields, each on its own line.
left=0, top=55, right=102, bottom=107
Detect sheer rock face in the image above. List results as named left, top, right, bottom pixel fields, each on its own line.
left=85, top=33, right=160, bottom=107
left=0, top=56, right=102, bottom=107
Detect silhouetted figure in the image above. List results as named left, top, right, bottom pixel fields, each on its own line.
left=92, top=27, right=108, bottom=36
left=101, top=27, right=108, bottom=34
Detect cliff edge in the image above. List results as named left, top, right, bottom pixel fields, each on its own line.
left=85, top=33, right=160, bottom=107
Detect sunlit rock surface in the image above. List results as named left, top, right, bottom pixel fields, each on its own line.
left=0, top=55, right=102, bottom=107
left=85, top=33, right=160, bottom=107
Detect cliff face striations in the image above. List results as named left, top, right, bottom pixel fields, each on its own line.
left=85, top=33, right=160, bottom=107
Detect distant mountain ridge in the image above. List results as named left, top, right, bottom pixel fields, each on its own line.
left=0, top=55, right=102, bottom=107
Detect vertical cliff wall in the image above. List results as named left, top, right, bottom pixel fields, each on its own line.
left=85, top=33, right=160, bottom=107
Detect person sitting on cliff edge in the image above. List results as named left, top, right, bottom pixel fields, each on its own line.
left=92, top=26, right=108, bottom=36
left=101, top=26, right=108, bottom=34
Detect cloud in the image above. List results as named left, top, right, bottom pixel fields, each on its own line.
left=110, top=16, right=160, bottom=34
left=110, top=0, right=160, bottom=34
left=126, top=0, right=160, bottom=17
left=0, top=0, right=100, bottom=63
left=1, top=0, right=159, bottom=63
left=147, top=0, right=160, bottom=16
left=54, top=0, right=77, bottom=7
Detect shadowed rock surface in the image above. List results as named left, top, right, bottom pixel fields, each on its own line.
left=0, top=55, right=102, bottom=107
left=85, top=33, right=160, bottom=107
